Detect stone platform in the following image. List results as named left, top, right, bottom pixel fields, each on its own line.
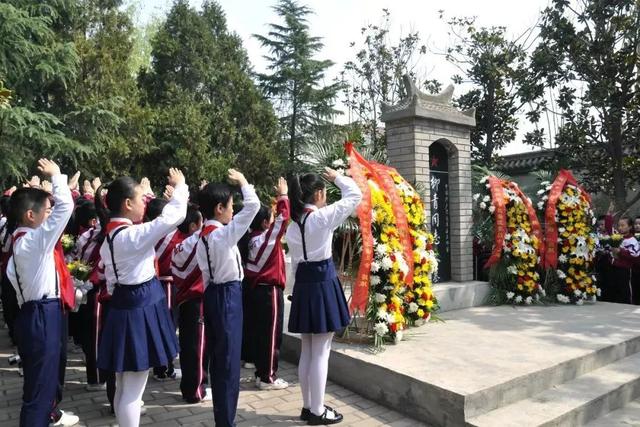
left=281, top=302, right=640, bottom=426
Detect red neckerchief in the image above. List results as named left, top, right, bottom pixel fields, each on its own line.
left=201, top=224, right=218, bottom=238
left=105, top=220, right=131, bottom=235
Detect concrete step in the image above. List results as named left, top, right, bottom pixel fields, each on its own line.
left=433, top=281, right=490, bottom=312
left=467, top=352, right=640, bottom=427
left=585, top=397, right=640, bottom=426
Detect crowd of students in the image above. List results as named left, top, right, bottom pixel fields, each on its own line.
left=0, top=160, right=362, bottom=427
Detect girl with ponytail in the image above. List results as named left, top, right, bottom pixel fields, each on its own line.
left=286, top=167, right=362, bottom=425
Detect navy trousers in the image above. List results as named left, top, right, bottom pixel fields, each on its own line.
left=203, top=281, right=242, bottom=427
left=15, top=298, right=63, bottom=427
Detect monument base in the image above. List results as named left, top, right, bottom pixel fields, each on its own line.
left=281, top=302, right=640, bottom=426
left=433, top=281, right=490, bottom=312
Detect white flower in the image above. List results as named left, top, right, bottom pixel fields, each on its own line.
left=540, top=181, right=550, bottom=186
left=507, top=265, right=518, bottom=275
left=374, top=322, right=389, bottom=336
left=489, top=205, right=496, bottom=214
left=394, top=330, right=403, bottom=343
left=370, top=262, right=381, bottom=273
left=537, top=202, right=544, bottom=210
left=557, top=270, right=567, bottom=279
left=591, top=275, right=597, bottom=282
left=408, top=302, right=419, bottom=313
left=376, top=244, right=388, bottom=256
left=557, top=294, right=569, bottom=303
left=506, top=291, right=515, bottom=300
left=515, top=295, right=523, bottom=304
left=558, top=254, right=568, bottom=263
left=387, top=313, right=397, bottom=324
left=540, top=288, right=546, bottom=297
left=537, top=189, right=545, bottom=195
left=483, top=195, right=490, bottom=202
left=485, top=183, right=491, bottom=189
left=559, top=227, right=566, bottom=233
left=596, top=288, right=602, bottom=297
left=374, top=293, right=387, bottom=303
left=381, top=256, right=393, bottom=271
left=336, top=168, right=345, bottom=175
left=332, top=158, right=345, bottom=168
left=370, top=275, right=381, bottom=286
left=376, top=308, right=387, bottom=319
left=480, top=202, right=487, bottom=210
left=574, top=289, right=582, bottom=297
left=576, top=299, right=584, bottom=306
left=479, top=176, right=488, bottom=183
left=542, top=195, right=548, bottom=201
left=525, top=296, right=533, bottom=305
left=473, top=193, right=481, bottom=201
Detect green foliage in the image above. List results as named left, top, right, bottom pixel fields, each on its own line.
left=443, top=15, right=539, bottom=165
left=255, top=0, right=342, bottom=170
left=140, top=0, right=284, bottom=191
left=342, top=9, right=433, bottom=153
left=0, top=1, right=81, bottom=186
left=527, top=0, right=640, bottom=212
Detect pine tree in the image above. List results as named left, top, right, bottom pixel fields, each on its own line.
left=254, top=0, right=341, bottom=169
left=139, top=0, right=284, bottom=188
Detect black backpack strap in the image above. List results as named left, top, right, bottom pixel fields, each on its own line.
left=11, top=255, right=26, bottom=304
left=105, top=226, right=128, bottom=285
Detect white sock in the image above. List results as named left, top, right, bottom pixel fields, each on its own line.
left=298, top=333, right=313, bottom=409
left=309, top=332, right=333, bottom=416
left=114, top=370, right=149, bottom=427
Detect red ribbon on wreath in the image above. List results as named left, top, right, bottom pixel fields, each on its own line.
left=543, top=169, right=590, bottom=269
left=484, top=176, right=507, bottom=268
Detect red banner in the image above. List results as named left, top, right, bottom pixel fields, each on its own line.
left=369, top=163, right=415, bottom=288
left=346, top=142, right=375, bottom=314
left=543, top=169, right=588, bottom=269
left=484, top=176, right=507, bottom=268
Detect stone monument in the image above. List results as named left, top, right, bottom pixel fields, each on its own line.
left=381, top=75, right=475, bottom=284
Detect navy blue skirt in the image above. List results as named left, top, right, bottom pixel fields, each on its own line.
left=288, top=259, right=351, bottom=334
left=97, top=277, right=179, bottom=372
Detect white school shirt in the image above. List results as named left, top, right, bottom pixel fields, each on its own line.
left=7, top=174, right=74, bottom=306
left=196, top=184, right=260, bottom=287
left=285, top=175, right=362, bottom=276
left=171, top=230, right=201, bottom=281
left=100, top=183, right=188, bottom=290
left=0, top=216, right=7, bottom=247
left=75, top=224, right=102, bottom=263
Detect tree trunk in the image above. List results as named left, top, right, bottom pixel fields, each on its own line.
left=290, top=82, right=298, bottom=167
left=609, top=119, right=628, bottom=212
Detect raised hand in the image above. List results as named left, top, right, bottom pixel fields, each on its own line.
left=41, top=180, right=52, bottom=193
left=36, top=159, right=60, bottom=178
left=140, top=177, right=153, bottom=195
left=25, top=175, right=41, bottom=188
left=68, top=171, right=81, bottom=191
left=227, top=169, right=248, bottom=187
left=91, top=177, right=102, bottom=191
left=322, top=167, right=339, bottom=183
left=274, top=177, right=288, bottom=196
left=163, top=185, right=174, bottom=200
left=4, top=186, right=17, bottom=196
left=82, top=180, right=94, bottom=196
left=167, top=168, right=185, bottom=187
left=200, top=179, right=208, bottom=190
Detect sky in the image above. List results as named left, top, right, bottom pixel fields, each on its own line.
left=138, top=0, right=553, bottom=155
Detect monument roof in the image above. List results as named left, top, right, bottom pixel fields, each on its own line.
left=499, top=149, right=556, bottom=173
left=380, top=74, right=476, bottom=127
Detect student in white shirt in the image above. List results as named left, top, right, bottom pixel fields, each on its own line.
left=6, top=159, right=79, bottom=427
left=95, top=169, right=187, bottom=427
left=286, top=167, right=362, bottom=426
left=195, top=169, right=260, bottom=427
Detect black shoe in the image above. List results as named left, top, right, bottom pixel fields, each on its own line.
left=307, top=407, right=343, bottom=425
left=301, top=405, right=334, bottom=421
left=300, top=408, right=311, bottom=421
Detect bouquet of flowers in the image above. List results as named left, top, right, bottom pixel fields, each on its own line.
left=67, top=260, right=93, bottom=310
left=474, top=176, right=545, bottom=304
left=536, top=170, right=599, bottom=304
left=599, top=234, right=624, bottom=249
left=61, top=234, right=75, bottom=255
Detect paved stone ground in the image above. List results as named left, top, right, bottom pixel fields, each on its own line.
left=0, top=330, right=426, bottom=427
